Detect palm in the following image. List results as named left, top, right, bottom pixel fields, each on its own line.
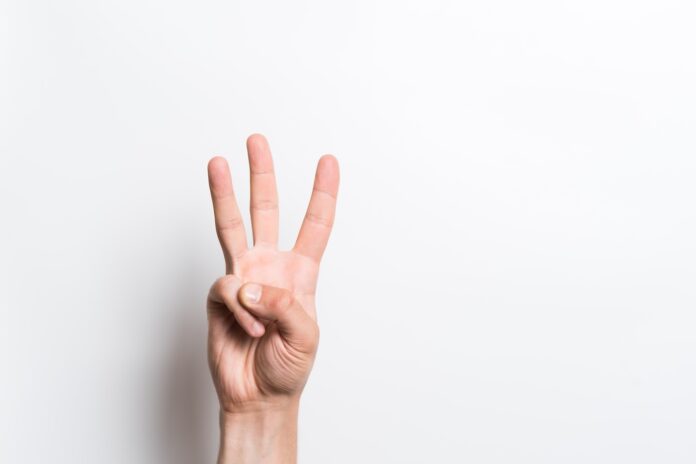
left=208, top=249, right=318, bottom=405
left=206, top=135, right=338, bottom=411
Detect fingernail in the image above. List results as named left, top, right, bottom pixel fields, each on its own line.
left=243, top=283, right=262, bottom=303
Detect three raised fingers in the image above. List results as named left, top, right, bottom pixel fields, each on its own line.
left=209, top=136, right=339, bottom=266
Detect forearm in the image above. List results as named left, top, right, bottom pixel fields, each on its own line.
left=217, top=401, right=299, bottom=464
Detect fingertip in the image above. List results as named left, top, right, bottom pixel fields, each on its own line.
left=315, top=155, right=339, bottom=197
left=246, top=134, right=274, bottom=173
left=319, top=153, right=338, bottom=166
left=208, top=156, right=228, bottom=173
left=208, top=156, right=230, bottom=186
left=236, top=311, right=265, bottom=338
left=246, top=133, right=268, bottom=147
left=251, top=320, right=266, bottom=337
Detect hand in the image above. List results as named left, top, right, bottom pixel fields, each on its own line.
left=206, top=134, right=339, bottom=463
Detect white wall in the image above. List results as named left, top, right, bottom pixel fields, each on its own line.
left=2, top=1, right=695, bottom=462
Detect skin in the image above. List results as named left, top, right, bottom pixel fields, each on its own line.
left=206, top=134, right=339, bottom=463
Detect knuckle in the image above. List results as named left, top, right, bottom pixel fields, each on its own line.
left=313, top=187, right=337, bottom=200
left=251, top=199, right=278, bottom=211
left=212, top=274, right=237, bottom=294
left=217, top=215, right=244, bottom=231
left=304, top=211, right=333, bottom=228
left=272, top=290, right=295, bottom=312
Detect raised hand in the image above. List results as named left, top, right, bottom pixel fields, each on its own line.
left=206, top=134, right=339, bottom=420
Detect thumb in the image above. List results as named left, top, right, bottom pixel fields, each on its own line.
left=238, top=283, right=318, bottom=352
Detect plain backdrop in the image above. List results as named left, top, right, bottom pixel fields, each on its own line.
left=1, top=1, right=695, bottom=463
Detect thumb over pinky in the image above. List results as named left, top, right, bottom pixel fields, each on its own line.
left=238, top=283, right=318, bottom=350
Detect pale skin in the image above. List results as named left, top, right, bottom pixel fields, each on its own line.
left=206, top=134, right=339, bottom=464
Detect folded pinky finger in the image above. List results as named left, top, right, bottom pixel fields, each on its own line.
left=209, top=275, right=266, bottom=337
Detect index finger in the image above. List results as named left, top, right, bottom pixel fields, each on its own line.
left=208, top=156, right=249, bottom=272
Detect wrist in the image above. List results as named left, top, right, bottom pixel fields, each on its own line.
left=218, top=399, right=299, bottom=464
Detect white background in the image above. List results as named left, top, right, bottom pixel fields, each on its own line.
left=1, top=1, right=695, bottom=462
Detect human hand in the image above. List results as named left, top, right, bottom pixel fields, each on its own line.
left=206, top=134, right=339, bottom=463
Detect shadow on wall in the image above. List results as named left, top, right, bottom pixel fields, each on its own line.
left=154, top=265, right=218, bottom=464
